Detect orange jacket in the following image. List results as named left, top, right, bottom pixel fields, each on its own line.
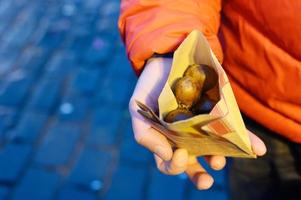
left=119, top=0, right=301, bottom=143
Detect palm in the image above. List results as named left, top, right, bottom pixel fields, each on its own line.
left=130, top=57, right=172, bottom=109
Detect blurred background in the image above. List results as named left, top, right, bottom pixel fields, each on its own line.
left=0, top=0, right=228, bottom=199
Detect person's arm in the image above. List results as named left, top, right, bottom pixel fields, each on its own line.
left=118, top=0, right=224, bottom=75
left=118, top=0, right=266, bottom=190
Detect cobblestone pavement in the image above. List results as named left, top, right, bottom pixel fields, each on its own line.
left=0, top=0, right=229, bottom=199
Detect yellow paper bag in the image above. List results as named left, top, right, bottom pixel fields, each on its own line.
left=136, top=30, right=256, bottom=158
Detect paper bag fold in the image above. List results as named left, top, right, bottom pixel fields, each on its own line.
left=139, top=30, right=256, bottom=158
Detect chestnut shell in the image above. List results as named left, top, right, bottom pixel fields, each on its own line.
left=174, top=76, right=201, bottom=108
left=184, top=64, right=218, bottom=92
left=164, top=108, right=194, bottom=123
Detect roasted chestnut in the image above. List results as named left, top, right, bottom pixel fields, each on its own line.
left=164, top=108, right=194, bottom=123
left=184, top=64, right=206, bottom=89
left=191, top=95, right=217, bottom=114
left=205, top=84, right=220, bottom=102
left=184, top=64, right=218, bottom=92
left=174, top=76, right=201, bottom=108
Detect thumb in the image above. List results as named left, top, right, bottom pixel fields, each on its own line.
left=248, top=130, right=267, bottom=156
left=130, top=102, right=173, bottom=161
left=134, top=124, right=173, bottom=161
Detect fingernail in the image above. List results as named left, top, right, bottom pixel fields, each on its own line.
left=154, top=146, right=171, bottom=161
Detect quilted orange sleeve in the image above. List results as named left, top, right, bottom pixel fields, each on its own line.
left=118, top=0, right=223, bottom=75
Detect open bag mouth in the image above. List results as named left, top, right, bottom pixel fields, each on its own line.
left=137, top=30, right=255, bottom=158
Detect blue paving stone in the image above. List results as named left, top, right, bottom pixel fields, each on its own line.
left=73, top=9, right=95, bottom=27
left=210, top=169, right=227, bottom=187
left=0, top=1, right=23, bottom=43
left=12, top=168, right=60, bottom=200
left=87, top=106, right=122, bottom=146
left=69, top=33, right=92, bottom=51
left=58, top=187, right=97, bottom=200
left=29, top=79, right=62, bottom=114
left=0, top=108, right=18, bottom=136
left=70, top=34, right=93, bottom=57
left=198, top=157, right=227, bottom=187
left=69, top=148, right=111, bottom=188
left=0, top=17, right=10, bottom=36
left=48, top=17, right=72, bottom=34
left=0, top=1, right=232, bottom=200
left=0, top=0, right=14, bottom=18
left=38, top=22, right=67, bottom=49
left=72, top=30, right=116, bottom=57
left=82, top=34, right=114, bottom=64
left=96, top=18, right=116, bottom=33
left=0, top=187, right=9, bottom=200
left=100, top=2, right=120, bottom=18
left=104, top=47, right=134, bottom=79
left=187, top=160, right=228, bottom=199
left=120, top=122, right=152, bottom=164
left=0, top=144, right=31, bottom=182
left=189, top=188, right=228, bottom=200
left=0, top=51, right=19, bottom=77
left=8, top=112, right=47, bottom=143
left=72, top=68, right=101, bottom=95
left=58, top=96, right=89, bottom=121
left=17, top=47, right=48, bottom=75
left=1, top=4, right=41, bottom=50
left=85, top=35, right=114, bottom=63
left=43, top=53, right=65, bottom=77
left=82, top=0, right=103, bottom=14
left=43, top=52, right=75, bottom=79
left=83, top=0, right=103, bottom=8
left=104, top=164, right=147, bottom=200
left=61, top=3, right=77, bottom=17
left=29, top=15, right=53, bottom=46
left=148, top=168, right=186, bottom=200
left=35, top=123, right=80, bottom=166
left=72, top=21, right=91, bottom=38
left=0, top=69, right=32, bottom=106
left=94, top=75, right=132, bottom=106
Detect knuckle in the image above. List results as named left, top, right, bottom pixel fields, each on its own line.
left=128, top=98, right=136, bottom=112
left=155, top=159, right=173, bottom=175
left=158, top=166, right=171, bottom=175
left=134, top=133, right=145, bottom=146
left=167, top=164, right=186, bottom=175
left=167, top=167, right=184, bottom=175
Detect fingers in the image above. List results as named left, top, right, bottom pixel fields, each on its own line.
left=129, top=98, right=173, bottom=161
left=248, top=130, right=267, bottom=156
left=128, top=58, right=173, bottom=162
left=154, top=148, right=189, bottom=175
left=186, top=156, right=214, bottom=190
left=134, top=122, right=173, bottom=161
left=204, top=155, right=226, bottom=170
left=155, top=153, right=216, bottom=190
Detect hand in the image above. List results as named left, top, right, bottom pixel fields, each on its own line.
left=128, top=57, right=267, bottom=190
